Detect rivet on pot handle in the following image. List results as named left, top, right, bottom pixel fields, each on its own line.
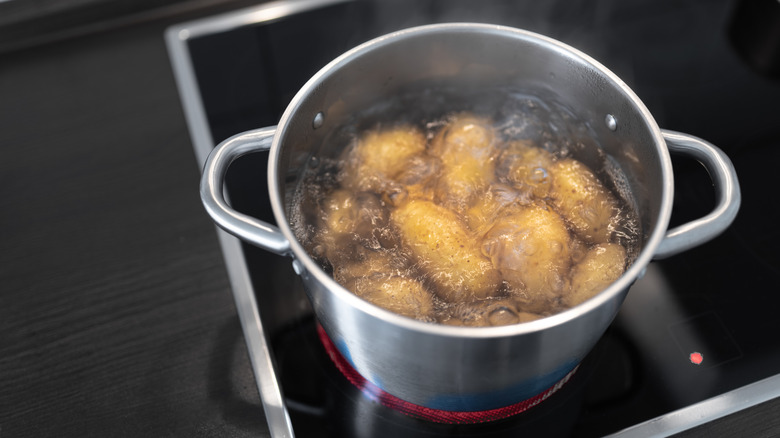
left=200, top=127, right=291, bottom=256
left=653, top=130, right=741, bottom=259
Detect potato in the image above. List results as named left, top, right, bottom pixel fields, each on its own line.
left=313, top=189, right=396, bottom=269
left=441, top=298, right=546, bottom=327
left=320, top=189, right=358, bottom=236
left=390, top=199, right=501, bottom=302
left=332, top=247, right=412, bottom=287
left=497, top=140, right=556, bottom=199
left=340, top=125, right=427, bottom=193
left=319, top=189, right=390, bottom=242
left=382, top=154, right=441, bottom=207
left=435, top=159, right=496, bottom=213
left=482, top=203, right=572, bottom=312
left=308, top=111, right=637, bottom=326
left=430, top=113, right=496, bottom=164
left=516, top=311, right=545, bottom=323
left=442, top=298, right=518, bottom=327
left=354, top=275, right=435, bottom=321
left=565, top=243, right=626, bottom=307
left=549, top=158, right=619, bottom=244
left=465, top=184, right=528, bottom=234
left=330, top=247, right=432, bottom=320
left=430, top=114, right=497, bottom=212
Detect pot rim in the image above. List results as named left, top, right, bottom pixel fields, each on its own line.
left=268, top=22, right=673, bottom=339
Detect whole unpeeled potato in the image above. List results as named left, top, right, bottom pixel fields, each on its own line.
left=391, top=198, right=501, bottom=302
left=482, top=203, right=572, bottom=312
left=549, top=158, right=618, bottom=244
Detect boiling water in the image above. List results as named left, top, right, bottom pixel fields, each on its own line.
left=291, top=88, right=641, bottom=326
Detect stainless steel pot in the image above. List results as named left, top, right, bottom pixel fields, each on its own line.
left=201, top=23, right=740, bottom=412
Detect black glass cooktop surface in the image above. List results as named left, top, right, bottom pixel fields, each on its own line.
left=167, top=0, right=780, bottom=436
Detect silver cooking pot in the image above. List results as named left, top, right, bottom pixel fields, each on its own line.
left=201, top=23, right=740, bottom=412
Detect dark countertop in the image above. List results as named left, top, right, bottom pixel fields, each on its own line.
left=0, top=6, right=271, bottom=437
left=1, top=1, right=779, bottom=437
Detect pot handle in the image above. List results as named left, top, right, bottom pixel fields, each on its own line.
left=653, top=130, right=741, bottom=259
left=200, top=127, right=291, bottom=256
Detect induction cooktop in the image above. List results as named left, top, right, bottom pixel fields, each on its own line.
left=166, top=0, right=780, bottom=436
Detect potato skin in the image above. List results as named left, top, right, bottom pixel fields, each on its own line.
left=430, top=114, right=497, bottom=213
left=436, top=159, right=495, bottom=210
left=385, top=154, right=441, bottom=206
left=565, top=243, right=626, bottom=307
left=430, top=114, right=496, bottom=163
left=332, top=247, right=411, bottom=287
left=549, top=158, right=618, bottom=244
left=355, top=276, right=435, bottom=321
left=390, top=199, right=501, bottom=302
left=442, top=298, right=521, bottom=327
left=482, top=203, right=572, bottom=312
left=441, top=298, right=545, bottom=326
left=331, top=248, right=433, bottom=321
left=465, top=184, right=528, bottom=234
left=315, top=189, right=393, bottom=262
left=320, top=189, right=359, bottom=236
left=340, top=125, right=427, bottom=193
left=498, top=140, right=555, bottom=199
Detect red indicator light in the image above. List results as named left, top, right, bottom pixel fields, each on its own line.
left=690, top=352, right=703, bottom=365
